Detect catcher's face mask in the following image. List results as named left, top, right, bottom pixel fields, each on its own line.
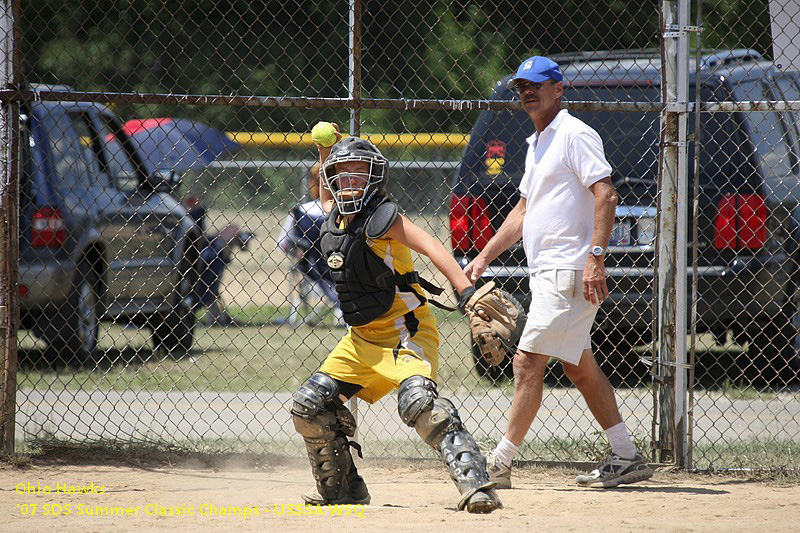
left=322, top=138, right=388, bottom=215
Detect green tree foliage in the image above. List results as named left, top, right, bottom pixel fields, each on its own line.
left=20, top=0, right=774, bottom=133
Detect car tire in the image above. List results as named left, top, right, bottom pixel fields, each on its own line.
left=747, top=321, right=800, bottom=386
left=592, top=329, right=650, bottom=386
left=40, top=262, right=100, bottom=367
left=151, top=275, right=196, bottom=357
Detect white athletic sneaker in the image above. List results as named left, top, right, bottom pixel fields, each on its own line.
left=575, top=453, right=654, bottom=488
left=484, top=449, right=513, bottom=489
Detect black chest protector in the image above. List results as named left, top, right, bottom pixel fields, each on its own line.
left=321, top=196, right=450, bottom=327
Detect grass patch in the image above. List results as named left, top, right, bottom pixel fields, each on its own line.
left=714, top=378, right=778, bottom=401
left=17, top=307, right=484, bottom=394
left=692, top=440, right=800, bottom=473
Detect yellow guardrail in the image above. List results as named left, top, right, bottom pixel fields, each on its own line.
left=226, top=132, right=470, bottom=150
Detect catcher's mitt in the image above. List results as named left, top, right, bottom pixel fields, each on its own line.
left=458, top=281, right=526, bottom=367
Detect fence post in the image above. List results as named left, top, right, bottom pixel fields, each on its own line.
left=347, top=0, right=363, bottom=440
left=0, top=0, right=19, bottom=454
left=656, top=0, right=691, bottom=466
left=348, top=0, right=362, bottom=137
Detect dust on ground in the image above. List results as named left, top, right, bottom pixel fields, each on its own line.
left=1, top=457, right=797, bottom=532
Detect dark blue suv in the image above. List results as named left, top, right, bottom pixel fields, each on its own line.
left=452, top=50, right=800, bottom=385
left=19, top=85, right=202, bottom=364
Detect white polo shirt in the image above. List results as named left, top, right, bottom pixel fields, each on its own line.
left=519, top=109, right=612, bottom=271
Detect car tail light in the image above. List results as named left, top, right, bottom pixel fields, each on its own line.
left=713, top=193, right=767, bottom=250
left=470, top=196, right=493, bottom=250
left=18, top=284, right=28, bottom=298
left=450, top=195, right=471, bottom=252
left=31, top=207, right=66, bottom=247
left=450, top=194, right=494, bottom=252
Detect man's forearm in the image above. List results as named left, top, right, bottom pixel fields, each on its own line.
left=591, top=181, right=618, bottom=247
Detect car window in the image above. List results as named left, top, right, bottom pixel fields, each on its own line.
left=96, top=113, right=140, bottom=190
left=733, top=80, right=794, bottom=178
left=19, top=115, right=35, bottom=243
left=50, top=112, right=110, bottom=190
left=20, top=115, right=35, bottom=203
left=690, top=85, right=759, bottom=190
left=774, top=76, right=800, bottom=174
left=567, top=85, right=661, bottom=182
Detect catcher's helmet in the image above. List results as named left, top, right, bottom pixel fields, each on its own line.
left=321, top=137, right=388, bottom=215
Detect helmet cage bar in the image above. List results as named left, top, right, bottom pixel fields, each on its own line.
left=322, top=153, right=387, bottom=215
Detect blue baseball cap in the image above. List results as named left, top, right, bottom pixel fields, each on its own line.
left=508, top=56, right=563, bottom=88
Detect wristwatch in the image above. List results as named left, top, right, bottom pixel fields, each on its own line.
left=589, top=245, right=606, bottom=257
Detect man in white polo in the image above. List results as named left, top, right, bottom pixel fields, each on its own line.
left=464, top=56, right=653, bottom=488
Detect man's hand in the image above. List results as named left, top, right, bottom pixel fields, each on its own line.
left=583, top=256, right=609, bottom=305
left=463, top=255, right=489, bottom=284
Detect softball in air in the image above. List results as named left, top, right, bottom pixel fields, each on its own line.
left=311, top=121, right=338, bottom=147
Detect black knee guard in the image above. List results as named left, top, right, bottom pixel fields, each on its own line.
left=292, top=372, right=360, bottom=502
left=397, top=377, right=492, bottom=499
left=292, top=372, right=342, bottom=418
left=397, top=375, right=438, bottom=427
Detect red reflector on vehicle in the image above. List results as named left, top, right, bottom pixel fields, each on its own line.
left=713, top=193, right=766, bottom=250
left=470, top=196, right=493, bottom=250
left=31, top=207, right=67, bottom=247
left=738, top=194, right=767, bottom=249
left=449, top=194, right=471, bottom=252
left=18, top=284, right=28, bottom=298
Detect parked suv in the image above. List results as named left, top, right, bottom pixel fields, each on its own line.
left=19, top=85, right=202, bottom=364
left=452, top=49, right=800, bottom=384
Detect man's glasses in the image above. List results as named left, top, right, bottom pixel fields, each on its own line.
left=512, top=80, right=553, bottom=94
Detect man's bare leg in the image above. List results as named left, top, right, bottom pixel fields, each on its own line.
left=506, top=350, right=549, bottom=444
left=562, top=349, right=622, bottom=430
left=485, top=350, right=548, bottom=489
left=565, top=350, right=654, bottom=487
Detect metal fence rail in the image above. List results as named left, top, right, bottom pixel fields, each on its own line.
left=0, top=0, right=797, bottom=471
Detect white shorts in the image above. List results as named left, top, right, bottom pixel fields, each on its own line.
left=518, top=269, right=600, bottom=366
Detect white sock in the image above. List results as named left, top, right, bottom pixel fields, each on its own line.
left=493, top=437, right=519, bottom=467
left=605, top=422, right=637, bottom=459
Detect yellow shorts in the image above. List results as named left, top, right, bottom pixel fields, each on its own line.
left=319, top=308, right=439, bottom=403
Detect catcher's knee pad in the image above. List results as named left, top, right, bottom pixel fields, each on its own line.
left=412, top=396, right=464, bottom=448
left=397, top=375, right=438, bottom=427
left=292, top=373, right=359, bottom=502
left=404, top=389, right=493, bottom=498
left=292, top=372, right=340, bottom=419
left=439, top=426, right=493, bottom=498
left=292, top=372, right=356, bottom=438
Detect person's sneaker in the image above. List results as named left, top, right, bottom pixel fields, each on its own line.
left=575, top=453, right=654, bottom=488
left=484, top=449, right=513, bottom=489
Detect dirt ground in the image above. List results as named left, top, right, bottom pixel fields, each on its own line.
left=1, top=458, right=797, bottom=532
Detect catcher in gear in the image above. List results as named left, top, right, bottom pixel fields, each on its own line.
left=458, top=281, right=526, bottom=367
left=291, top=125, right=502, bottom=514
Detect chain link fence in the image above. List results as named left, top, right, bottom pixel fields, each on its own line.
left=0, top=0, right=797, bottom=471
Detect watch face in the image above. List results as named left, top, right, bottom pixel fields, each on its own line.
left=591, top=246, right=605, bottom=256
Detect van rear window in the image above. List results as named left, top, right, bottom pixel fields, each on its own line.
left=462, top=82, right=762, bottom=191
left=567, top=86, right=661, bottom=183
left=734, top=80, right=794, bottom=179
left=568, top=85, right=756, bottom=188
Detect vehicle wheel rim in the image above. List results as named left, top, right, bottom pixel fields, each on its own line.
left=77, top=280, right=99, bottom=353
